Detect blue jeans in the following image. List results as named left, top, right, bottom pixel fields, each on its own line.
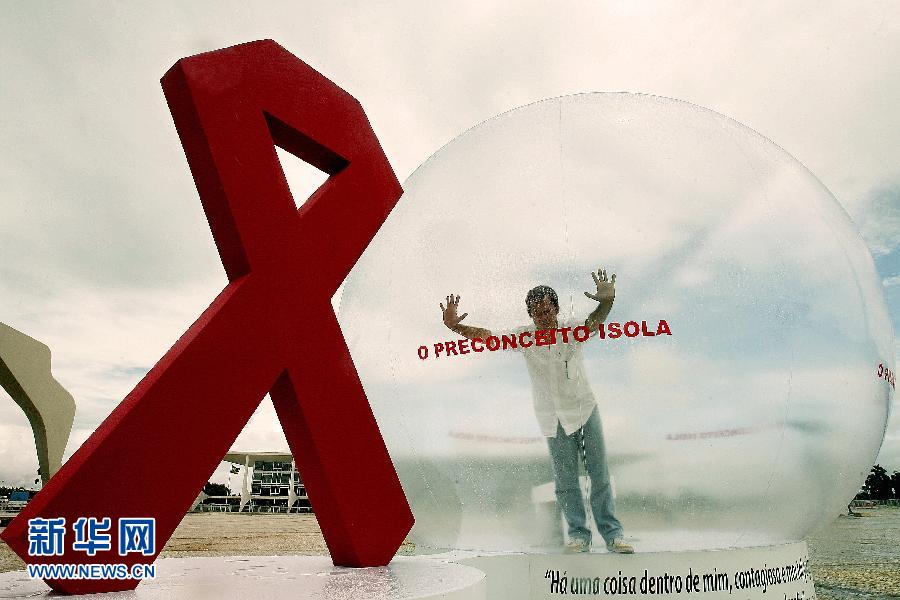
left=546, top=407, right=623, bottom=546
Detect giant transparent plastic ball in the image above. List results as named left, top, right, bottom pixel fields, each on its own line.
left=338, top=94, right=894, bottom=553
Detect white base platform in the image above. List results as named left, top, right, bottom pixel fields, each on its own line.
left=0, top=555, right=486, bottom=599
left=0, top=542, right=816, bottom=599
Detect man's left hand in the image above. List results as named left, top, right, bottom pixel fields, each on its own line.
left=584, top=267, right=616, bottom=303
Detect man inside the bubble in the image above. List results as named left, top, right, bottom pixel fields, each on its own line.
left=439, top=268, right=634, bottom=554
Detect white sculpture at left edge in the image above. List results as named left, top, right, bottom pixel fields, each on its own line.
left=0, top=322, right=75, bottom=485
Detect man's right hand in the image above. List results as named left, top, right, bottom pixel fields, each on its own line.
left=440, top=294, right=468, bottom=331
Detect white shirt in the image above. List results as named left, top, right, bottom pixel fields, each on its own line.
left=502, top=317, right=598, bottom=437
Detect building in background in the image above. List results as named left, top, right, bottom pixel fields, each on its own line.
left=198, top=452, right=311, bottom=513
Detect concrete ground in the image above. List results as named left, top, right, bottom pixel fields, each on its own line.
left=1, top=507, right=898, bottom=598
left=806, top=506, right=900, bottom=599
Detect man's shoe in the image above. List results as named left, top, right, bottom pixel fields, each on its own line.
left=607, top=538, right=634, bottom=554
left=564, top=539, right=590, bottom=553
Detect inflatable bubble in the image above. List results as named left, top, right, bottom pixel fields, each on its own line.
left=337, top=93, right=895, bottom=553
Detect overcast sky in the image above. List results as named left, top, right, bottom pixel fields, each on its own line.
left=0, top=1, right=897, bottom=491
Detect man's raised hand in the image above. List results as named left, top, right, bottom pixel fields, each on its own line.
left=440, top=294, right=468, bottom=330
left=585, top=268, right=616, bottom=303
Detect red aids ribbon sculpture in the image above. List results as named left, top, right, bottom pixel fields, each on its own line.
left=1, top=40, right=414, bottom=594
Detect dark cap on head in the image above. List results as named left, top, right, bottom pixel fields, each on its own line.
left=526, top=285, right=559, bottom=316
